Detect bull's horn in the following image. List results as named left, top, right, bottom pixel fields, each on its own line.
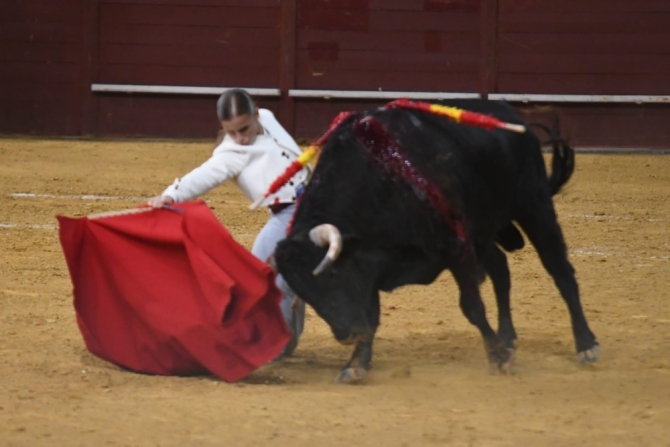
left=309, top=224, right=342, bottom=275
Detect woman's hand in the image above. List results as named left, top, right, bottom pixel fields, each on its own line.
left=148, top=195, right=174, bottom=208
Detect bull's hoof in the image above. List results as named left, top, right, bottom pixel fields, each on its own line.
left=500, top=337, right=517, bottom=351
left=335, top=366, right=368, bottom=384
left=488, top=348, right=516, bottom=375
left=578, top=344, right=601, bottom=364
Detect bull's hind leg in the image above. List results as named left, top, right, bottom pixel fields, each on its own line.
left=451, top=251, right=514, bottom=373
left=336, top=291, right=380, bottom=383
left=482, top=243, right=517, bottom=350
left=517, top=204, right=600, bottom=363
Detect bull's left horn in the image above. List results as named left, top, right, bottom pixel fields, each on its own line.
left=309, top=224, right=342, bottom=275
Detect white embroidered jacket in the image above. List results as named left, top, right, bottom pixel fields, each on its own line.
left=162, top=109, right=309, bottom=206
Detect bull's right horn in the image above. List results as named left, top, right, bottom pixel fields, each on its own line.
left=309, top=224, right=342, bottom=275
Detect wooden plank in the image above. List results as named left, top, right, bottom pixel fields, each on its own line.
left=295, top=68, right=478, bottom=91
left=500, top=0, right=670, bottom=14
left=298, top=10, right=479, bottom=31
left=299, top=0, right=371, bottom=9
left=2, top=1, right=81, bottom=24
left=424, top=0, right=479, bottom=12
left=497, top=73, right=670, bottom=95
left=0, top=1, right=83, bottom=136
left=100, top=25, right=279, bottom=47
left=0, top=61, right=81, bottom=83
left=372, top=0, right=422, bottom=10
left=498, top=53, right=670, bottom=75
left=101, top=4, right=279, bottom=27
left=81, top=0, right=99, bottom=136
left=423, top=30, right=441, bottom=52
left=279, top=0, right=298, bottom=134
left=101, top=0, right=279, bottom=6
left=0, top=42, right=81, bottom=63
left=297, top=49, right=479, bottom=72
left=96, top=95, right=281, bottom=138
left=0, top=24, right=80, bottom=43
left=299, top=0, right=478, bottom=11
left=498, top=33, right=670, bottom=55
left=100, top=44, right=479, bottom=73
left=98, top=64, right=278, bottom=87
left=298, top=5, right=370, bottom=31
left=0, top=82, right=81, bottom=101
left=479, top=0, right=497, bottom=98
left=0, top=105, right=33, bottom=134
left=294, top=99, right=385, bottom=138
left=0, top=99, right=82, bottom=135
left=297, top=30, right=479, bottom=52
left=97, top=95, right=218, bottom=138
left=372, top=10, right=479, bottom=31
left=307, top=42, right=340, bottom=61
left=539, top=104, right=670, bottom=148
left=99, top=43, right=279, bottom=68
left=499, top=13, right=670, bottom=34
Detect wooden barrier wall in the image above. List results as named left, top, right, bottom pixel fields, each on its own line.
left=496, top=0, right=670, bottom=148
left=95, top=0, right=282, bottom=136
left=1, top=0, right=669, bottom=148
left=0, top=0, right=84, bottom=135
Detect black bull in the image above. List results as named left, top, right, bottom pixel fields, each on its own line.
left=275, top=100, right=600, bottom=383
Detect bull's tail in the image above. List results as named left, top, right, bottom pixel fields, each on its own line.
left=529, top=117, right=575, bottom=196
left=494, top=116, right=573, bottom=253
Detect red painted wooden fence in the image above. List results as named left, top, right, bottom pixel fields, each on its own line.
left=1, top=0, right=669, bottom=148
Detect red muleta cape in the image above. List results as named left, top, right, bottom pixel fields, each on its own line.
left=57, top=201, right=290, bottom=382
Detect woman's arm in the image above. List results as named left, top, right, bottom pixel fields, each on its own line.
left=150, top=149, right=248, bottom=206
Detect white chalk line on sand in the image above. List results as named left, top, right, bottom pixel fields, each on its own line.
left=3, top=192, right=144, bottom=231
left=568, top=213, right=664, bottom=223
left=0, top=223, right=57, bottom=230
left=569, top=246, right=669, bottom=261
left=10, top=193, right=145, bottom=201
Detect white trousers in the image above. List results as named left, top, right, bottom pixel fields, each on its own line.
left=250, top=204, right=305, bottom=356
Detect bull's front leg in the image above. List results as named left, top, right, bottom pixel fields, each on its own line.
left=451, top=251, right=514, bottom=373
left=335, top=290, right=380, bottom=383
left=335, top=340, right=374, bottom=383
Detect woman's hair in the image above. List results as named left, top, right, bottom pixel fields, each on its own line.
left=216, top=88, right=256, bottom=121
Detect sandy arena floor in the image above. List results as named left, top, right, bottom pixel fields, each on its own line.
left=0, top=138, right=669, bottom=447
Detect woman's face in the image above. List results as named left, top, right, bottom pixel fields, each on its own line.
left=221, top=112, right=261, bottom=146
